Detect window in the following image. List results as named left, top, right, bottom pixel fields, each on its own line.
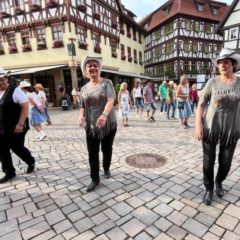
left=127, top=25, right=131, bottom=38
left=155, top=47, right=161, bottom=58
left=194, top=21, right=200, bottom=32
left=92, top=32, right=101, bottom=45
left=185, top=19, right=191, bottom=31
left=76, top=26, right=87, bottom=43
left=52, top=25, right=63, bottom=41
left=205, top=23, right=211, bottom=33
left=0, top=33, right=4, bottom=54
left=183, top=40, right=189, bottom=52
left=163, top=6, right=170, bottom=16
left=14, top=0, right=24, bottom=8
left=21, top=31, right=30, bottom=45
left=0, top=0, right=10, bottom=14
left=139, top=51, right=142, bottom=64
left=111, top=39, right=117, bottom=57
left=7, top=32, right=16, bottom=46
left=184, top=61, right=189, bottom=72
left=196, top=3, right=204, bottom=12
left=230, top=27, right=238, bottom=40
left=204, top=43, right=209, bottom=53
left=138, top=32, right=142, bottom=43
left=127, top=46, right=131, bottom=57
left=133, top=29, right=137, bottom=41
left=134, top=49, right=137, bottom=62
left=192, top=41, right=198, bottom=52
left=165, top=22, right=173, bottom=35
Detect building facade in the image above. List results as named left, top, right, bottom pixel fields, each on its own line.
left=0, top=0, right=146, bottom=104
left=140, top=0, right=228, bottom=86
left=216, top=0, right=240, bottom=51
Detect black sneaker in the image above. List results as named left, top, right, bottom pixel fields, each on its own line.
left=26, top=164, right=35, bottom=174
left=150, top=116, right=156, bottom=121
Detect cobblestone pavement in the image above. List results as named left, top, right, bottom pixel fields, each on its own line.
left=1, top=108, right=240, bottom=240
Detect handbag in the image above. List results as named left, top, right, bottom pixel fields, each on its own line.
left=178, top=101, right=185, bottom=110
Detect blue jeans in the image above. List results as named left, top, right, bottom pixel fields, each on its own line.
left=166, top=102, right=175, bottom=118
left=160, top=99, right=167, bottom=112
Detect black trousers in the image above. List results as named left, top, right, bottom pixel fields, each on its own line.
left=202, top=141, right=237, bottom=190
left=0, top=132, right=35, bottom=177
left=86, top=128, right=117, bottom=182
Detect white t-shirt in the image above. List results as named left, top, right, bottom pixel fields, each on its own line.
left=133, top=87, right=142, bottom=98
left=0, top=87, right=28, bottom=104
left=38, top=90, right=46, bottom=100
left=26, top=92, right=42, bottom=108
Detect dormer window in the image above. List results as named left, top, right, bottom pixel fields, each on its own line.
left=196, top=2, right=204, bottom=12
left=211, top=7, right=219, bottom=15
left=163, top=6, right=170, bottom=16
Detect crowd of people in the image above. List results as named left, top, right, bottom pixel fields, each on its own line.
left=0, top=48, right=240, bottom=207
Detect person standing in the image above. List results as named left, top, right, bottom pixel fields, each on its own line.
left=190, top=84, right=198, bottom=114
left=132, top=80, right=144, bottom=117
left=166, top=81, right=176, bottom=119
left=0, top=68, right=35, bottom=183
left=71, top=86, right=80, bottom=109
left=79, top=56, right=117, bottom=192
left=195, top=48, right=240, bottom=205
left=159, top=80, right=167, bottom=113
left=118, top=82, right=131, bottom=127
left=34, top=83, right=52, bottom=125
left=20, top=81, right=47, bottom=141
left=143, top=80, right=157, bottom=122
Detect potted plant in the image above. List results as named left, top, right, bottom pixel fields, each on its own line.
left=111, top=21, right=118, bottom=29
left=120, top=29, right=125, bottom=34
left=30, top=1, right=41, bottom=11
left=14, top=6, right=24, bottom=14
left=128, top=56, right=133, bottom=62
left=47, top=0, right=58, bottom=7
left=121, top=55, right=126, bottom=60
left=127, top=32, right=131, bottom=38
left=93, top=12, right=101, bottom=20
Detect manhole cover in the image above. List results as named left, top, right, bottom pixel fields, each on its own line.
left=125, top=153, right=167, bottom=168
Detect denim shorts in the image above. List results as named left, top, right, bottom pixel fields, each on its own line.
left=145, top=102, right=157, bottom=112
left=135, top=97, right=144, bottom=109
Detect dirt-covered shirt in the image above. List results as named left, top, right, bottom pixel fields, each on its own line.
left=199, top=76, right=240, bottom=145
left=79, top=78, right=117, bottom=139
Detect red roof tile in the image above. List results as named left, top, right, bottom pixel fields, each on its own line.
left=142, top=0, right=228, bottom=31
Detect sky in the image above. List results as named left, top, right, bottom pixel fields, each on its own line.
left=121, top=0, right=234, bottom=21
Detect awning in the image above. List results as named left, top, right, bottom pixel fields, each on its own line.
left=102, top=69, right=153, bottom=79
left=9, top=64, right=66, bottom=75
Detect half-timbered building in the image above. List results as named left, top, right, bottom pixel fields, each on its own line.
left=216, top=0, right=240, bottom=51
left=0, top=0, right=146, bottom=104
left=139, top=0, right=228, bottom=85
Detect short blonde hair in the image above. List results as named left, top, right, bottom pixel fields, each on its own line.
left=180, top=75, right=188, bottom=85
left=120, top=82, right=127, bottom=91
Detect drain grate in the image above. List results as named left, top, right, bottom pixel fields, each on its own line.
left=125, top=153, right=167, bottom=168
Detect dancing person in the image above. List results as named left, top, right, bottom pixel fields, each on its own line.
left=195, top=48, right=240, bottom=205
left=118, top=82, right=131, bottom=127
left=132, top=80, right=144, bottom=117
left=143, top=80, right=157, bottom=122
left=20, top=80, right=47, bottom=141
left=0, top=68, right=35, bottom=183
left=34, top=83, right=52, bottom=125
left=79, top=56, right=117, bottom=192
left=176, top=76, right=192, bottom=128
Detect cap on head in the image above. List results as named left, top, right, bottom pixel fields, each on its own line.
left=81, top=56, right=103, bottom=77
left=212, top=48, right=240, bottom=72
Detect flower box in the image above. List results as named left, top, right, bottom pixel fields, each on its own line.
left=47, top=0, right=58, bottom=8
left=121, top=55, right=126, bottom=60
left=78, top=41, right=88, bottom=50
left=0, top=47, right=4, bottom=55
left=112, top=22, right=118, bottom=29
left=77, top=4, right=87, bottom=12
left=52, top=40, right=63, bottom=48
left=30, top=3, right=41, bottom=11
left=14, top=6, right=24, bottom=15
left=8, top=45, right=18, bottom=54
left=22, top=44, right=32, bottom=52
left=0, top=11, right=10, bottom=18
left=127, top=32, right=131, bottom=38
left=128, top=56, right=133, bottom=62
left=93, top=12, right=100, bottom=20
left=112, top=52, right=117, bottom=58
left=94, top=43, right=101, bottom=53
left=134, top=58, right=138, bottom=63
left=120, top=29, right=125, bottom=35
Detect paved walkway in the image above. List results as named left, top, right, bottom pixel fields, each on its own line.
left=0, top=108, right=240, bottom=240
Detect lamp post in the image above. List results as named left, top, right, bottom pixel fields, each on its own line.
left=67, top=37, right=78, bottom=89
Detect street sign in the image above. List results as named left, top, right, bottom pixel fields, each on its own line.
left=67, top=43, right=76, bottom=56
